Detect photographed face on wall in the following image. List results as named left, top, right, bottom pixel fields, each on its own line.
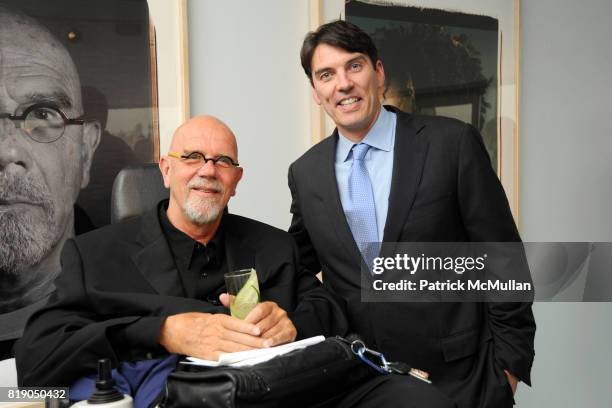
left=0, top=9, right=100, bottom=286
left=310, top=43, right=385, bottom=141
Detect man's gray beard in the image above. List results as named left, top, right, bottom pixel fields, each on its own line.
left=0, top=172, right=57, bottom=275
left=184, top=196, right=223, bottom=225
left=182, top=178, right=224, bottom=225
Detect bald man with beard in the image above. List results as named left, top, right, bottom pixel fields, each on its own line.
left=15, top=116, right=345, bottom=400
left=0, top=6, right=101, bottom=359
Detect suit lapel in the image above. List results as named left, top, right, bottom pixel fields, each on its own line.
left=131, top=206, right=185, bottom=296
left=382, top=108, right=429, bottom=244
left=318, top=134, right=363, bottom=262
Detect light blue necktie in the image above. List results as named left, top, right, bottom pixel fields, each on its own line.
left=344, top=143, right=379, bottom=272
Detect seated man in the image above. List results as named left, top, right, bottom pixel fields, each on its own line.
left=16, top=116, right=452, bottom=408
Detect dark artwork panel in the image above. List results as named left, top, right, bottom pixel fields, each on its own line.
left=0, top=0, right=157, bottom=357
left=347, top=0, right=499, bottom=167
left=3, top=0, right=157, bottom=229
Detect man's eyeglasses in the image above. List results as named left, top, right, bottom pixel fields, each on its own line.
left=0, top=103, right=85, bottom=143
left=168, top=151, right=240, bottom=169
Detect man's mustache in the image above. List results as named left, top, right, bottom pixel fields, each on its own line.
left=0, top=172, right=54, bottom=209
left=187, top=178, right=224, bottom=194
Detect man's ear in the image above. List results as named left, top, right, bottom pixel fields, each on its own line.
left=229, top=167, right=243, bottom=197
left=80, top=120, right=102, bottom=188
left=375, top=60, right=386, bottom=103
left=159, top=156, right=172, bottom=189
left=375, top=60, right=386, bottom=88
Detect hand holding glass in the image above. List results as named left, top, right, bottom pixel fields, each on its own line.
left=224, top=268, right=260, bottom=319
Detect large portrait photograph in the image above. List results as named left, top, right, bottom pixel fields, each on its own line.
left=0, top=0, right=171, bottom=358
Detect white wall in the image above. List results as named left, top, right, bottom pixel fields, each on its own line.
left=186, top=0, right=312, bottom=229
left=518, top=0, right=612, bottom=406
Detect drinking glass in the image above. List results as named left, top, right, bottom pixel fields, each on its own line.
left=224, top=268, right=260, bottom=319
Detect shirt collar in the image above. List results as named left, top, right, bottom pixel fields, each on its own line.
left=336, top=106, right=394, bottom=163
left=158, top=202, right=224, bottom=271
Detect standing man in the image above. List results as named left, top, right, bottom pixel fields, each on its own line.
left=0, top=6, right=101, bottom=358
left=289, top=20, right=535, bottom=408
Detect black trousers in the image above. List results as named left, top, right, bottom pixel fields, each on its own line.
left=335, top=375, right=455, bottom=408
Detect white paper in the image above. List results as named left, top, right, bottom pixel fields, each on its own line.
left=182, top=335, right=325, bottom=367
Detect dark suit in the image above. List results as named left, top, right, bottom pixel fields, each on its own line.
left=15, top=202, right=348, bottom=387
left=288, top=106, right=535, bottom=408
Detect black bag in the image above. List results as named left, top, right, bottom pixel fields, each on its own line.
left=158, top=336, right=379, bottom=408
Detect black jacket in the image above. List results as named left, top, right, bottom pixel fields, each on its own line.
left=16, top=202, right=348, bottom=386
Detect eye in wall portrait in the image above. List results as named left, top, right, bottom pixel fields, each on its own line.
left=0, top=0, right=158, bottom=357
left=347, top=0, right=500, bottom=167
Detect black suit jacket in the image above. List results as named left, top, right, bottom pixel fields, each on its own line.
left=288, top=107, right=535, bottom=408
left=16, top=202, right=348, bottom=386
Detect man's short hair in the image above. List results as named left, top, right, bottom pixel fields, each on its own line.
left=300, top=20, right=379, bottom=84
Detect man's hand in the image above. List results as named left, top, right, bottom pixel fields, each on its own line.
left=245, top=302, right=297, bottom=347
left=219, top=294, right=297, bottom=347
left=504, top=369, right=518, bottom=395
left=159, top=312, right=266, bottom=361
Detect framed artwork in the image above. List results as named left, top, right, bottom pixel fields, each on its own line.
left=312, top=0, right=520, bottom=221
left=0, top=0, right=188, bottom=352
